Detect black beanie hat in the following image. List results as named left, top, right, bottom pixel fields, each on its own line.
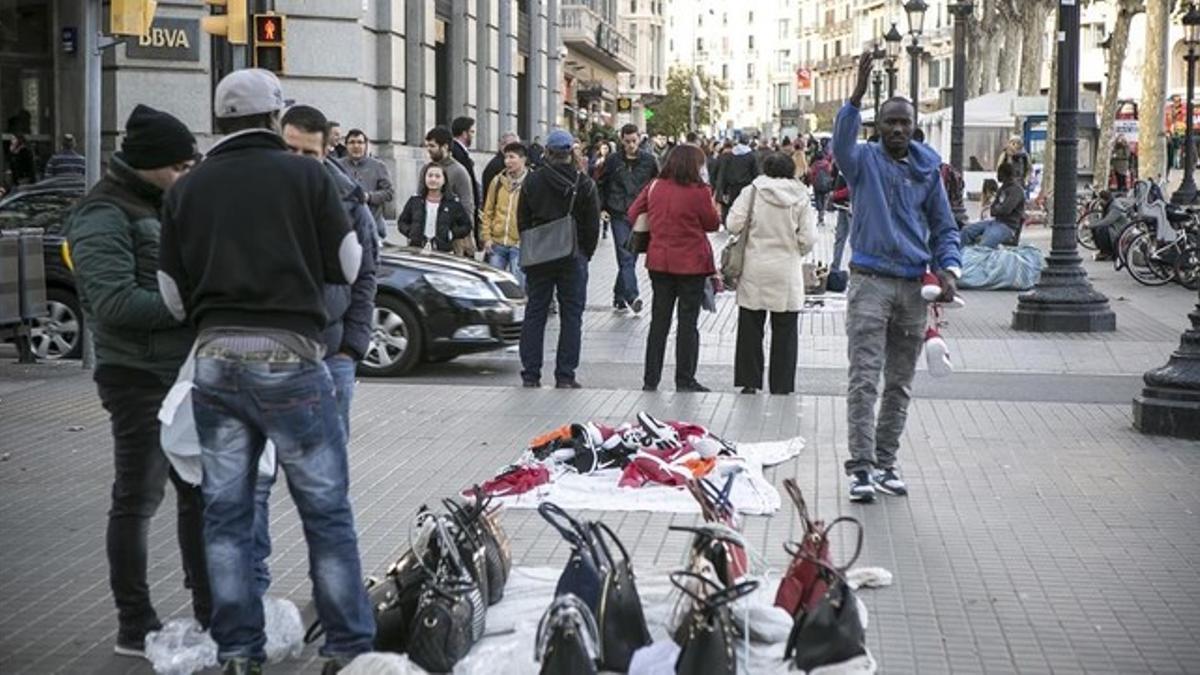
left=121, top=104, right=197, bottom=170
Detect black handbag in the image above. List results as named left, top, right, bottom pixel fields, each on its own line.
left=539, top=502, right=652, bottom=672
left=535, top=593, right=601, bottom=675
left=304, top=545, right=427, bottom=652
left=671, top=571, right=759, bottom=675
left=444, top=486, right=512, bottom=606
left=783, top=560, right=867, bottom=671
left=668, top=523, right=749, bottom=589
left=407, top=516, right=485, bottom=673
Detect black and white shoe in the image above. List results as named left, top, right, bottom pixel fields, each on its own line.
left=848, top=471, right=876, bottom=503
left=873, top=467, right=908, bottom=496
left=629, top=297, right=644, bottom=315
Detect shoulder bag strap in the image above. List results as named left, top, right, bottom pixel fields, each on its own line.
left=820, top=516, right=865, bottom=572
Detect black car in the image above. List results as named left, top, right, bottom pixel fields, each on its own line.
left=0, top=179, right=524, bottom=375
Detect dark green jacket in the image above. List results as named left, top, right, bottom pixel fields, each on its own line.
left=64, top=155, right=194, bottom=385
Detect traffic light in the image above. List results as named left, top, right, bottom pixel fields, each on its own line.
left=110, top=0, right=158, bottom=37
left=252, top=13, right=286, bottom=74
left=200, top=0, right=248, bottom=45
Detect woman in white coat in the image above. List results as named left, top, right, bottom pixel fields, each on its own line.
left=726, top=153, right=818, bottom=394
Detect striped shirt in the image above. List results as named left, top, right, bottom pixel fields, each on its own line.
left=45, top=150, right=86, bottom=178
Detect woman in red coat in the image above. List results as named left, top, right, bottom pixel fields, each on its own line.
left=627, top=144, right=721, bottom=392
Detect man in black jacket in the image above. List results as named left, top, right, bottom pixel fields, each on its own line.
left=64, top=105, right=210, bottom=659
left=157, top=69, right=372, bottom=674
left=517, top=129, right=600, bottom=389
left=962, top=162, right=1025, bottom=248
left=714, top=136, right=759, bottom=222
left=596, top=123, right=656, bottom=314
left=481, top=130, right=520, bottom=202
left=451, top=116, right=482, bottom=243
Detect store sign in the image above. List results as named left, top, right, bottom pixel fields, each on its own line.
left=125, top=18, right=200, bottom=62
left=795, top=67, right=813, bottom=97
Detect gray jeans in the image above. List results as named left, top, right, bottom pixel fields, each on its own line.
left=845, top=273, right=927, bottom=475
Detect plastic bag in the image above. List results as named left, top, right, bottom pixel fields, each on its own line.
left=145, top=619, right=217, bottom=675
left=264, top=596, right=305, bottom=663
left=340, top=652, right=419, bottom=674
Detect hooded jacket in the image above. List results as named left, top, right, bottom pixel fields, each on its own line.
left=64, top=153, right=194, bottom=386
left=725, top=176, right=818, bottom=312
left=715, top=144, right=759, bottom=202
left=596, top=149, right=658, bottom=216
left=626, top=178, right=720, bottom=276
left=320, top=158, right=378, bottom=361
left=989, top=176, right=1026, bottom=230
left=517, top=159, right=601, bottom=270
left=832, top=102, right=961, bottom=279
left=482, top=170, right=527, bottom=247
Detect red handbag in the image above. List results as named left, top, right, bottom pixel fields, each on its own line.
left=774, top=479, right=863, bottom=616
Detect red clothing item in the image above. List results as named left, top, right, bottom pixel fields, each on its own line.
left=627, top=179, right=720, bottom=275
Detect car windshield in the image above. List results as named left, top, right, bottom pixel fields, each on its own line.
left=0, top=190, right=81, bottom=235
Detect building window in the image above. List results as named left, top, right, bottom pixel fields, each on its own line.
left=748, top=35, right=754, bottom=50
left=747, top=63, right=755, bottom=79
left=779, top=20, right=790, bottom=40
left=748, top=95, right=755, bottom=108
left=722, top=63, right=729, bottom=81
left=748, top=11, right=754, bottom=22
left=631, top=1, right=637, bottom=13
left=696, top=37, right=703, bottom=53
left=835, top=40, right=841, bottom=57
left=928, top=59, right=940, bottom=89
left=697, top=13, right=702, bottom=26
left=777, top=50, right=790, bottom=71
left=723, top=12, right=727, bottom=25
left=776, top=83, right=791, bottom=108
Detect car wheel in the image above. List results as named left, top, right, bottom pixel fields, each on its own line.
left=360, top=294, right=423, bottom=376
left=30, top=288, right=83, bottom=360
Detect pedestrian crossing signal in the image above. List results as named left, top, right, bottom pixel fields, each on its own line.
left=252, top=13, right=285, bottom=74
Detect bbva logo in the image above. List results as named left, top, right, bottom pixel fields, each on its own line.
left=138, top=27, right=191, bottom=49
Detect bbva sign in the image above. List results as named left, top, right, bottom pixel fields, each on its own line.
left=125, top=18, right=200, bottom=62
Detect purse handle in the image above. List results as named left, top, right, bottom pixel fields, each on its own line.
left=442, top=497, right=484, bottom=547
left=669, top=570, right=759, bottom=610
left=537, top=501, right=590, bottom=547
left=589, top=520, right=634, bottom=572
left=783, top=515, right=865, bottom=573
left=782, top=478, right=813, bottom=532
left=668, top=523, right=747, bottom=549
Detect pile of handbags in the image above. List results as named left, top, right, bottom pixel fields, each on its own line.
left=532, top=475, right=870, bottom=674
left=307, top=486, right=512, bottom=673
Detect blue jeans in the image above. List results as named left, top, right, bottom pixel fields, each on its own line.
left=609, top=216, right=639, bottom=306
left=193, top=354, right=373, bottom=662
left=488, top=244, right=525, bottom=287
left=962, top=219, right=1016, bottom=248
left=520, top=254, right=588, bottom=384
left=252, top=355, right=357, bottom=597
left=833, top=208, right=851, bottom=269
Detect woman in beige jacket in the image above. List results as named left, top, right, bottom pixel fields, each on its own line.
left=726, top=153, right=818, bottom=394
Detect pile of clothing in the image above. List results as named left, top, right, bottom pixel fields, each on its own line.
left=480, top=413, right=743, bottom=497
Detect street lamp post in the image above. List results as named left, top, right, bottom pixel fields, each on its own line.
left=1134, top=2, right=1200, bottom=440
left=884, top=23, right=903, bottom=98
left=1011, top=0, right=1116, bottom=333
left=904, top=0, right=927, bottom=126
left=1171, top=4, right=1200, bottom=205
left=872, top=68, right=884, bottom=122
left=948, top=1, right=973, bottom=224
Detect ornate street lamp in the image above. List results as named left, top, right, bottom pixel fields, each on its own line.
left=1134, top=1, right=1200, bottom=440
left=872, top=43, right=886, bottom=123
left=948, top=1, right=973, bottom=223
left=884, top=23, right=903, bottom=98
left=905, top=0, right=928, bottom=124
left=1012, top=0, right=1115, bottom=333
left=1171, top=3, right=1200, bottom=205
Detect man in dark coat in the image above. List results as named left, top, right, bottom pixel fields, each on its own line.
left=451, top=116, right=482, bottom=244
left=596, top=123, right=657, bottom=313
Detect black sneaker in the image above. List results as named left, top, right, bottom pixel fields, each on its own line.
left=677, top=381, right=710, bottom=393
left=223, top=658, right=264, bottom=675
left=740, top=387, right=758, bottom=394
left=873, top=467, right=908, bottom=496
left=113, top=637, right=146, bottom=659
left=849, top=471, right=876, bottom=503
left=555, top=379, right=583, bottom=389
left=521, top=380, right=540, bottom=388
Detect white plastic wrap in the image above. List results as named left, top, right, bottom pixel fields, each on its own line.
left=263, top=596, right=305, bottom=662
left=144, top=619, right=217, bottom=675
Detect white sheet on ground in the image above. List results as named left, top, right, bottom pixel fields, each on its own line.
left=491, top=437, right=805, bottom=516
left=343, top=564, right=884, bottom=675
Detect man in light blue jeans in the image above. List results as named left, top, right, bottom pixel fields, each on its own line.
left=833, top=53, right=962, bottom=504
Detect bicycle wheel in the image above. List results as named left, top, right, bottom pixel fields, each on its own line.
left=1124, top=231, right=1175, bottom=286
left=1174, top=240, right=1200, bottom=290
left=1076, top=203, right=1100, bottom=250
left=1114, top=222, right=1144, bottom=272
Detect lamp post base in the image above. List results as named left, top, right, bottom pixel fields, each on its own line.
left=1133, top=308, right=1200, bottom=440
left=1011, top=265, right=1116, bottom=332
left=1171, top=179, right=1199, bottom=205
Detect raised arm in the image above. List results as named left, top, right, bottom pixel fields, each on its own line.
left=832, top=51, right=876, bottom=184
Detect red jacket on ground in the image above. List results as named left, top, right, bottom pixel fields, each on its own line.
left=627, top=178, right=720, bottom=276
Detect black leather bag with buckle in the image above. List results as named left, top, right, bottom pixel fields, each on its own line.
left=535, top=593, right=601, bottom=675
left=444, top=486, right=512, bottom=606
left=671, top=571, right=759, bottom=675
left=407, top=516, right=485, bottom=673
left=539, top=502, right=652, bottom=672
left=783, top=560, right=867, bottom=671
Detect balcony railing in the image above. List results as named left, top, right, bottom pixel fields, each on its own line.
left=561, top=4, right=636, bottom=73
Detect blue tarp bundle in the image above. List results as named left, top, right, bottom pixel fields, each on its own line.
left=959, top=245, right=1044, bottom=290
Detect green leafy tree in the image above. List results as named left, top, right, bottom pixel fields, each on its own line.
left=646, top=66, right=727, bottom=137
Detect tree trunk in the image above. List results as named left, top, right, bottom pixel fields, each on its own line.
left=966, top=3, right=985, bottom=95
left=1017, top=1, right=1054, bottom=96
left=997, top=17, right=1020, bottom=92
left=1095, top=1, right=1144, bottom=191
left=1042, top=19, right=1061, bottom=218
left=1139, top=0, right=1171, bottom=182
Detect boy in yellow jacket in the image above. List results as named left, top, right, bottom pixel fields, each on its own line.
left=481, top=141, right=529, bottom=285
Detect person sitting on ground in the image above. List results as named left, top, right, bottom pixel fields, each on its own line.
left=962, top=162, right=1025, bottom=248
left=398, top=163, right=473, bottom=253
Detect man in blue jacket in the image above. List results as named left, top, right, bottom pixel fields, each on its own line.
left=833, top=52, right=962, bottom=503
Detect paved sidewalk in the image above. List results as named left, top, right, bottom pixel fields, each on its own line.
left=2, top=221, right=1199, bottom=674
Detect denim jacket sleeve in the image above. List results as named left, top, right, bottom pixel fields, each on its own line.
left=925, top=174, right=963, bottom=271
left=832, top=103, right=865, bottom=185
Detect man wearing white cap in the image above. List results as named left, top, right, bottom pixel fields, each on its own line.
left=157, top=68, right=372, bottom=675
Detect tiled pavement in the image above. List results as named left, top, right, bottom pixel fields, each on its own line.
left=2, top=224, right=1199, bottom=674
